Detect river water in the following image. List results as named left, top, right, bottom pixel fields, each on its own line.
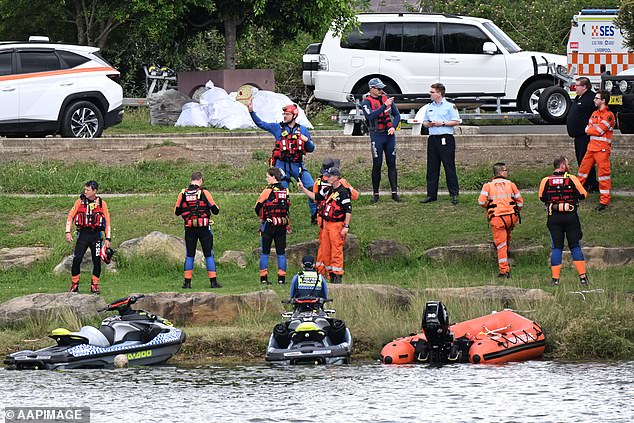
left=1, top=360, right=632, bottom=422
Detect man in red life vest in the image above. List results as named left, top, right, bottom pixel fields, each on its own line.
left=65, top=180, right=111, bottom=294
left=478, top=163, right=523, bottom=279
left=578, top=90, right=615, bottom=211
left=174, top=172, right=221, bottom=289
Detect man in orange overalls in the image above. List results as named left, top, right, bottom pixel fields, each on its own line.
left=478, top=163, right=523, bottom=279
left=578, top=90, right=615, bottom=212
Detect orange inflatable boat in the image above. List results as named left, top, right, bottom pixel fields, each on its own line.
left=381, top=302, right=546, bottom=365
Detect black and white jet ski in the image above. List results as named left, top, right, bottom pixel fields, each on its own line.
left=5, top=294, right=186, bottom=370
left=265, top=297, right=352, bottom=365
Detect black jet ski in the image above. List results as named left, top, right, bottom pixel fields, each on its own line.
left=265, top=297, right=352, bottom=365
left=5, top=294, right=186, bottom=370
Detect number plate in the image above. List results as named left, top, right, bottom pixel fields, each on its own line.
left=609, top=95, right=622, bottom=106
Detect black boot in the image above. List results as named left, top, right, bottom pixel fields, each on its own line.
left=69, top=283, right=79, bottom=293
left=210, top=277, right=222, bottom=288
left=333, top=274, right=343, bottom=284
left=90, top=284, right=100, bottom=294
left=278, top=275, right=286, bottom=285
left=260, top=275, right=271, bottom=285
left=311, top=213, right=318, bottom=225
left=182, top=279, right=192, bottom=289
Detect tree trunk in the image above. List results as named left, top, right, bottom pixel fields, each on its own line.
left=224, top=16, right=239, bottom=70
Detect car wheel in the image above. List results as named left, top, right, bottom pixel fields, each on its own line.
left=537, top=86, right=571, bottom=124
left=520, top=79, right=554, bottom=124
left=353, top=80, right=400, bottom=99
left=61, top=101, right=104, bottom=138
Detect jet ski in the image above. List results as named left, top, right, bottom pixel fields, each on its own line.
left=5, top=294, right=186, bottom=370
left=265, top=297, right=352, bottom=365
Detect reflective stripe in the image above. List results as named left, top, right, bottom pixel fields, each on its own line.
left=330, top=266, right=344, bottom=271
left=480, top=191, right=489, bottom=197
left=590, top=136, right=612, bottom=143
left=513, top=193, right=522, bottom=198
left=601, top=120, right=612, bottom=128
left=497, top=242, right=507, bottom=250
left=498, top=258, right=508, bottom=263
left=598, top=175, right=611, bottom=181
left=578, top=172, right=588, bottom=178
left=516, top=202, right=523, bottom=207
left=599, top=189, right=610, bottom=194
left=478, top=200, right=487, bottom=205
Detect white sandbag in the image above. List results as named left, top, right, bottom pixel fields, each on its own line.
left=175, top=102, right=210, bottom=127
left=250, top=90, right=313, bottom=129
left=207, top=98, right=255, bottom=130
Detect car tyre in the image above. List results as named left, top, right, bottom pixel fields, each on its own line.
left=61, top=101, right=104, bottom=138
left=520, top=79, right=554, bottom=124
left=537, top=86, right=571, bottom=124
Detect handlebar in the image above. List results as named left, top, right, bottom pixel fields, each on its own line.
left=99, top=294, right=145, bottom=312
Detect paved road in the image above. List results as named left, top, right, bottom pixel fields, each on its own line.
left=477, top=124, right=624, bottom=135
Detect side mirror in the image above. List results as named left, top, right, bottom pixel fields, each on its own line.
left=482, top=42, right=497, bottom=55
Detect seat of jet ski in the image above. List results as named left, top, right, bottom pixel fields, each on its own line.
left=71, top=326, right=111, bottom=347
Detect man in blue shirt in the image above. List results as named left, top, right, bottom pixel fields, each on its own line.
left=289, top=256, right=328, bottom=300
left=361, top=77, right=402, bottom=203
left=249, top=102, right=317, bottom=223
left=421, top=83, right=461, bottom=205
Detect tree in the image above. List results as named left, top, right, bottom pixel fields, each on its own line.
left=615, top=0, right=634, bottom=50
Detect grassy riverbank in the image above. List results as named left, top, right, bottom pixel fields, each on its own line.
left=0, top=193, right=633, bottom=361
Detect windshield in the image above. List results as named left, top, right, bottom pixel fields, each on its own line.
left=483, top=22, right=521, bottom=53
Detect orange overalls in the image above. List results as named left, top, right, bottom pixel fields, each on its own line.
left=313, top=177, right=358, bottom=276
left=316, top=184, right=352, bottom=278
left=478, top=177, right=523, bottom=275
left=578, top=106, right=614, bottom=206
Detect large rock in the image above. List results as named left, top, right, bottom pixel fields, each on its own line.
left=253, top=234, right=361, bottom=266
left=424, top=244, right=544, bottom=263
left=0, top=293, right=106, bottom=325
left=136, top=291, right=284, bottom=325
left=119, top=231, right=204, bottom=267
left=328, top=284, right=413, bottom=308
left=218, top=250, right=248, bottom=268
left=0, top=247, right=52, bottom=270
left=562, top=246, right=634, bottom=269
left=367, top=239, right=410, bottom=261
left=422, top=286, right=553, bottom=304
left=54, top=251, right=118, bottom=274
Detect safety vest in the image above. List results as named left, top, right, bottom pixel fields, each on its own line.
left=180, top=186, right=210, bottom=228
left=365, top=95, right=393, bottom=132
left=480, top=178, right=522, bottom=220
left=272, top=125, right=306, bottom=163
left=319, top=189, right=347, bottom=222
left=73, top=196, right=106, bottom=231
left=542, top=173, right=580, bottom=213
left=294, top=270, right=325, bottom=298
left=261, top=185, right=289, bottom=226
left=315, top=176, right=332, bottom=215
left=585, top=107, right=615, bottom=152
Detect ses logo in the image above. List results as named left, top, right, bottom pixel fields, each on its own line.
left=591, top=25, right=615, bottom=37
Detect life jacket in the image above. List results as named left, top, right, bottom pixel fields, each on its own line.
left=261, top=185, right=289, bottom=226
left=365, top=95, right=393, bottom=132
left=482, top=178, right=521, bottom=220
left=315, top=176, right=332, bottom=215
left=319, top=189, right=346, bottom=222
left=73, top=195, right=106, bottom=231
left=294, top=270, right=325, bottom=298
left=542, top=173, right=580, bottom=213
left=180, top=186, right=210, bottom=227
left=271, top=124, right=306, bottom=163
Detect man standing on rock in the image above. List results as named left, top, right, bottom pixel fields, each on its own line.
left=478, top=163, right=523, bottom=279
left=65, top=180, right=111, bottom=294
left=539, top=156, right=589, bottom=286
left=566, top=77, right=598, bottom=192
left=249, top=102, right=317, bottom=224
left=174, top=172, right=221, bottom=289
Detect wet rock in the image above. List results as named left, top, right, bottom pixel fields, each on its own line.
left=424, top=244, right=544, bottom=263
left=0, top=247, right=52, bottom=270
left=253, top=234, right=361, bottom=266
left=367, top=239, right=410, bottom=261
left=562, top=246, right=634, bottom=269
left=118, top=231, right=204, bottom=267
left=0, top=293, right=106, bottom=325
left=218, top=250, right=248, bottom=268
left=54, top=251, right=118, bottom=274
left=136, top=291, right=284, bottom=325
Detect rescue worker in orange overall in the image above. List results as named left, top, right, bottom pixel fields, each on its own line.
left=174, top=172, right=221, bottom=289
left=65, top=180, right=111, bottom=294
left=311, top=158, right=359, bottom=276
left=538, top=156, right=589, bottom=286
left=298, top=167, right=352, bottom=284
left=255, top=167, right=290, bottom=285
left=478, top=163, right=523, bottom=279
left=578, top=90, right=615, bottom=211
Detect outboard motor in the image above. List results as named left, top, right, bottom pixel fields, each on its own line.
left=420, top=301, right=453, bottom=365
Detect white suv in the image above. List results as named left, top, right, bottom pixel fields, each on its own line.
left=304, top=13, right=567, bottom=114
left=0, top=37, right=123, bottom=138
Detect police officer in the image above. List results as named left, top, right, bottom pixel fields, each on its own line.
left=255, top=167, right=290, bottom=285
left=174, top=172, right=221, bottom=289
left=421, top=83, right=461, bottom=205
left=361, top=77, right=402, bottom=203
left=289, top=256, right=328, bottom=300
left=566, top=77, right=598, bottom=192
left=65, top=180, right=111, bottom=294
left=249, top=102, right=317, bottom=223
left=538, top=157, right=589, bottom=286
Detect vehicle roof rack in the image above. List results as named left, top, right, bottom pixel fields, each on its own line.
left=28, top=36, right=50, bottom=43
left=579, top=9, right=619, bottom=15
left=357, top=12, right=463, bottom=19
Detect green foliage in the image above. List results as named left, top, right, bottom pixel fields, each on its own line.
left=615, top=0, right=634, bottom=50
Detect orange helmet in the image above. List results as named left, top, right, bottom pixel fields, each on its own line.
left=282, top=104, right=299, bottom=119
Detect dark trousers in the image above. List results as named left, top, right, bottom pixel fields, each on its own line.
left=426, top=134, right=459, bottom=199
left=547, top=212, right=583, bottom=249
left=370, top=131, right=398, bottom=194
left=185, top=226, right=214, bottom=257
left=574, top=135, right=598, bottom=189
left=72, top=230, right=102, bottom=277
left=260, top=223, right=287, bottom=255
